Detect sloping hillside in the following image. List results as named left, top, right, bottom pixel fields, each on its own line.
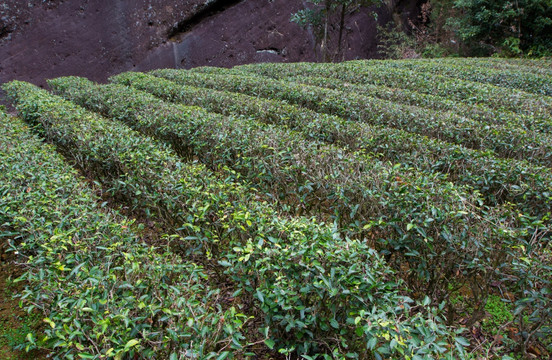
left=1, top=58, right=551, bottom=359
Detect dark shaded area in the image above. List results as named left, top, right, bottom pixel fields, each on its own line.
left=0, top=24, right=12, bottom=40
left=167, top=0, right=245, bottom=39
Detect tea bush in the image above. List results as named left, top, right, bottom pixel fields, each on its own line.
left=228, top=67, right=552, bottom=134
left=152, top=68, right=552, bottom=168
left=3, top=83, right=465, bottom=358
left=0, top=111, right=245, bottom=359
left=111, top=71, right=552, bottom=221
left=47, top=76, right=517, bottom=307
left=239, top=61, right=552, bottom=118
left=3, top=58, right=550, bottom=359
left=365, top=59, right=552, bottom=96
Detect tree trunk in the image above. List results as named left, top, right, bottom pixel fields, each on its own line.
left=336, top=3, right=346, bottom=61
left=322, top=5, right=329, bottom=62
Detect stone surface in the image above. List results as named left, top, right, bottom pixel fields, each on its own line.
left=0, top=0, right=421, bottom=93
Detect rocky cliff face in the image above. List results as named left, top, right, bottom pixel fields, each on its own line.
left=0, top=0, right=421, bottom=89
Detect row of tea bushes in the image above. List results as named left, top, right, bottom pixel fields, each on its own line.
left=112, top=71, right=552, bottom=221
left=226, top=67, right=552, bottom=134
left=48, top=76, right=511, bottom=304
left=4, top=82, right=463, bottom=359
left=423, top=57, right=552, bottom=80
left=116, top=70, right=552, bottom=350
left=49, top=77, right=378, bottom=231
left=0, top=110, right=244, bottom=359
left=152, top=69, right=552, bottom=168
left=238, top=61, right=552, bottom=119
left=358, top=59, right=552, bottom=96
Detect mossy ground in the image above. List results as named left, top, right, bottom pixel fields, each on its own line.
left=0, top=242, right=49, bottom=360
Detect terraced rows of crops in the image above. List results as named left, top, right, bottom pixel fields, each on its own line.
left=1, top=58, right=551, bottom=359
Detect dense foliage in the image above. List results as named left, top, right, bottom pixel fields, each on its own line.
left=1, top=58, right=551, bottom=359
left=3, top=82, right=463, bottom=359
left=0, top=111, right=245, bottom=359
left=108, top=71, right=552, bottom=226
left=158, top=65, right=552, bottom=167
left=49, top=75, right=517, bottom=306
left=449, top=0, right=552, bottom=56
left=374, top=0, right=552, bottom=58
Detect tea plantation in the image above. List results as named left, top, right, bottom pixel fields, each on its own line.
left=1, top=58, right=551, bottom=359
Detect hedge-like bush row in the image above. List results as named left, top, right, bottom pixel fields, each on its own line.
left=152, top=69, right=552, bottom=168
left=238, top=61, right=552, bottom=119
left=359, top=59, right=552, bottom=96
left=0, top=111, right=245, bottom=359
left=48, top=75, right=517, bottom=301
left=112, top=71, right=552, bottom=220
left=4, top=82, right=463, bottom=359
left=223, top=66, right=552, bottom=134
left=300, top=75, right=552, bottom=134
left=429, top=57, right=552, bottom=78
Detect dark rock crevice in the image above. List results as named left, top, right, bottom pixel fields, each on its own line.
left=0, top=17, right=14, bottom=40
left=167, top=0, right=245, bottom=40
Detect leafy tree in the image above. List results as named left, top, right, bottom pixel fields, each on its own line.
left=292, top=0, right=382, bottom=61
left=448, top=0, right=552, bottom=56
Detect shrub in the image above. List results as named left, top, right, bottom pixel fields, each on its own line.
left=4, top=82, right=465, bottom=359
left=0, top=110, right=246, bottom=359
left=153, top=68, right=552, bottom=168
left=237, top=60, right=552, bottom=119
left=112, top=71, right=552, bottom=222
left=48, top=76, right=517, bottom=306
left=230, top=62, right=552, bottom=133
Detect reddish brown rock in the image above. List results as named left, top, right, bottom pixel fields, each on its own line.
left=0, top=0, right=421, bottom=96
